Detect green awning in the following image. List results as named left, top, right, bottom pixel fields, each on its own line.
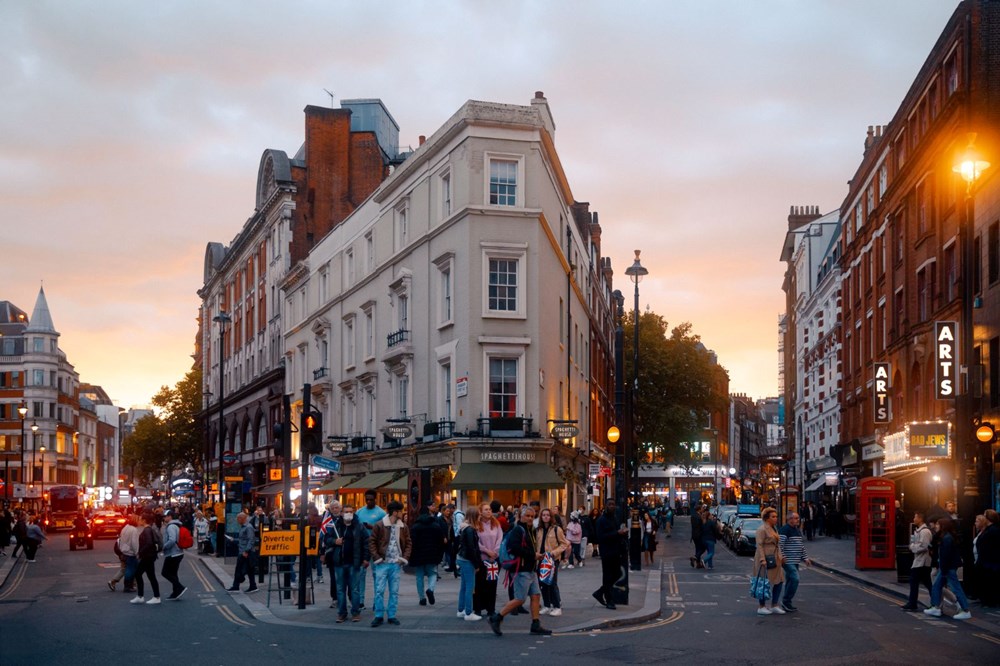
left=450, top=463, right=565, bottom=490
left=314, top=475, right=359, bottom=495
left=340, top=471, right=397, bottom=491
left=382, top=476, right=409, bottom=492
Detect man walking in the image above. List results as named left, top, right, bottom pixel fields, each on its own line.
left=356, top=490, right=387, bottom=608
left=368, top=500, right=410, bottom=627
left=227, top=512, right=258, bottom=593
left=802, top=502, right=815, bottom=541
left=487, top=506, right=553, bottom=636
left=901, top=511, right=934, bottom=611
left=778, top=512, right=812, bottom=612
left=161, top=510, right=187, bottom=600
left=592, top=499, right=626, bottom=610
left=690, top=503, right=705, bottom=568
left=330, top=503, right=369, bottom=622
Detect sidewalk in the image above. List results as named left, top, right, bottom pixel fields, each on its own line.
left=198, top=547, right=660, bottom=634
left=804, top=533, right=1000, bottom=634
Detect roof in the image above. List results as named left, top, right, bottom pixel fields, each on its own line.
left=24, top=286, right=56, bottom=334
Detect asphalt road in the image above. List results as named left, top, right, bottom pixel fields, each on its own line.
left=2, top=529, right=998, bottom=665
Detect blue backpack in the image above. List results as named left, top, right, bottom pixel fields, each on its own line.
left=498, top=527, right=522, bottom=573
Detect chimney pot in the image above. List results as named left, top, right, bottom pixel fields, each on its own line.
left=534, top=91, right=545, bottom=99
left=418, top=135, right=426, bottom=146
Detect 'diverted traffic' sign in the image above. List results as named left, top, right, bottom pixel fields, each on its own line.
left=260, top=530, right=300, bottom=556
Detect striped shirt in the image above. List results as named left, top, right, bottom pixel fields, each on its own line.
left=778, top=524, right=808, bottom=564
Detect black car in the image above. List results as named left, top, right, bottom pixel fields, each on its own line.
left=732, top=518, right=763, bottom=555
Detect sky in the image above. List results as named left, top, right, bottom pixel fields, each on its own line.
left=0, top=0, right=961, bottom=409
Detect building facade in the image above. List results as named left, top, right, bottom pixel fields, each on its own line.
left=198, top=100, right=396, bottom=502
left=282, top=92, right=618, bottom=511
left=839, top=0, right=1000, bottom=513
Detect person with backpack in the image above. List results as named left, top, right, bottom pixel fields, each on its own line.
left=535, top=507, right=569, bottom=616
left=410, top=505, right=446, bottom=607
left=160, top=510, right=188, bottom=600
left=924, top=517, right=972, bottom=620
left=487, top=506, right=553, bottom=637
left=132, top=512, right=162, bottom=605
left=901, top=511, right=933, bottom=611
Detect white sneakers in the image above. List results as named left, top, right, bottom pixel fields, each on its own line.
left=953, top=610, right=971, bottom=620
left=549, top=608, right=563, bottom=616
left=566, top=564, right=575, bottom=570
left=456, top=611, right=466, bottom=618
left=539, top=606, right=552, bottom=615
left=146, top=597, right=161, bottom=605
left=757, top=607, right=771, bottom=616
left=770, top=606, right=786, bottom=615
left=923, top=607, right=942, bottom=617
left=463, top=613, right=482, bottom=621
left=129, top=596, right=144, bottom=605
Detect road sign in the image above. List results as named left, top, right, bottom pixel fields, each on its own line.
left=222, top=450, right=237, bottom=465
left=311, top=455, right=341, bottom=473
left=599, top=466, right=612, bottom=477
left=260, top=530, right=300, bottom=556
left=588, top=463, right=601, bottom=477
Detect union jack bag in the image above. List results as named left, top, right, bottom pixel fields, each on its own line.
left=485, top=559, right=499, bottom=581
left=538, top=552, right=555, bottom=585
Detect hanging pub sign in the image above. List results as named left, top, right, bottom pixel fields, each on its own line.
left=908, top=421, right=951, bottom=459
left=874, top=362, right=891, bottom=423
left=935, top=321, right=958, bottom=399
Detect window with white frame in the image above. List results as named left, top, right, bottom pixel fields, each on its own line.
left=363, top=384, right=376, bottom=436
left=395, top=200, right=409, bottom=251
left=344, top=249, right=354, bottom=288
left=433, top=253, right=454, bottom=327
left=440, top=169, right=452, bottom=218
left=394, top=373, right=409, bottom=419
left=343, top=316, right=356, bottom=369
left=398, top=294, right=408, bottom=331
left=362, top=302, right=375, bottom=359
left=487, top=357, right=519, bottom=417
left=439, top=359, right=453, bottom=421
left=486, top=154, right=523, bottom=208
left=319, top=266, right=329, bottom=304
left=482, top=243, right=527, bottom=318
left=365, top=231, right=375, bottom=272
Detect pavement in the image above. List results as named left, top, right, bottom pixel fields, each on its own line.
left=196, top=543, right=661, bottom=634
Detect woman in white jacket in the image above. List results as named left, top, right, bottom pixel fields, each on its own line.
left=901, top=511, right=933, bottom=611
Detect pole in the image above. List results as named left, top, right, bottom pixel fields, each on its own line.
left=628, top=279, right=642, bottom=572
left=19, top=411, right=25, bottom=502
left=298, top=384, right=311, bottom=609
left=957, top=181, right=976, bottom=531
left=215, top=314, right=228, bottom=558
left=612, top=291, right=625, bottom=509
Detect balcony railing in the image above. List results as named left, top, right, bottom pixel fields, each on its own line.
left=348, top=436, right=376, bottom=453
left=386, top=329, right=410, bottom=348
left=313, top=367, right=329, bottom=380
left=476, top=416, right=533, bottom=438
left=422, top=420, right=455, bottom=442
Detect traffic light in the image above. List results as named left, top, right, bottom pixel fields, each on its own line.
left=272, top=422, right=286, bottom=457
left=301, top=409, right=323, bottom=454
left=129, top=482, right=136, bottom=497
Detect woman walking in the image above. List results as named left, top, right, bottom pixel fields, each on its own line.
left=923, top=517, right=972, bottom=620
left=752, top=507, right=785, bottom=615
left=194, top=511, right=210, bottom=555
left=642, top=511, right=656, bottom=567
left=702, top=510, right=720, bottom=570
left=474, top=503, right=503, bottom=617
left=566, top=513, right=584, bottom=568
left=456, top=506, right=483, bottom=621
left=536, top=507, right=569, bottom=616
left=132, top=512, right=162, bottom=605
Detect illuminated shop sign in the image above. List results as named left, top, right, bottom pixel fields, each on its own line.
left=881, top=420, right=952, bottom=471
left=935, top=321, right=958, bottom=399
left=874, top=362, right=891, bottom=424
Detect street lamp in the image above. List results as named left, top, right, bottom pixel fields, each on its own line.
left=953, top=132, right=990, bottom=524
left=624, top=250, right=647, bottom=573
left=166, top=430, right=174, bottom=502
left=38, top=446, right=46, bottom=507
left=213, top=311, right=231, bottom=558
left=29, top=420, right=39, bottom=497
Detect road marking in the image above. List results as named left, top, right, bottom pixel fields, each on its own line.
left=0, top=560, right=27, bottom=601
left=216, top=604, right=254, bottom=626
left=190, top=559, right=215, bottom=592
left=974, top=633, right=1000, bottom=647
left=581, top=611, right=685, bottom=635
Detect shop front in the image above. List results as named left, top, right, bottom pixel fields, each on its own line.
left=880, top=420, right=954, bottom=513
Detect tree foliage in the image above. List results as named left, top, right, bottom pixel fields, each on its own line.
left=121, top=367, right=203, bottom=486
left=623, top=311, right=729, bottom=466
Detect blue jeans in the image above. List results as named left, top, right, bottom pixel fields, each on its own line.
left=569, top=543, right=583, bottom=566
left=781, top=563, right=800, bottom=605
left=373, top=562, right=401, bottom=619
left=457, top=557, right=477, bottom=614
left=703, top=540, right=716, bottom=569
left=335, top=565, right=362, bottom=617
left=930, top=568, right=969, bottom=610
left=414, top=563, right=438, bottom=600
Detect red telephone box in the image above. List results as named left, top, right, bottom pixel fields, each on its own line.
left=855, top=477, right=896, bottom=570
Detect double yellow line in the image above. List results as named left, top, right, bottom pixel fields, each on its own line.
left=0, top=559, right=27, bottom=601
left=666, top=572, right=679, bottom=597
left=189, top=557, right=216, bottom=592
left=216, top=604, right=254, bottom=626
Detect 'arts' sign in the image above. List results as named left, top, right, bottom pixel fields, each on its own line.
left=935, top=321, right=958, bottom=399
left=874, top=362, right=891, bottom=423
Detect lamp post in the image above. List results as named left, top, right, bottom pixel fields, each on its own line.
left=953, top=132, right=990, bottom=525
left=16, top=403, right=27, bottom=502
left=166, top=430, right=174, bottom=502
left=213, top=311, right=230, bottom=558
left=29, top=420, right=39, bottom=502
left=38, top=446, right=46, bottom=507
left=624, top=250, right=647, bottom=572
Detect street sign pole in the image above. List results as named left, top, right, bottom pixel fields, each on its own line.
left=298, top=383, right=311, bottom=610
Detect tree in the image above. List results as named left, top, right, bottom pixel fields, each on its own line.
left=624, top=311, right=729, bottom=467
left=121, top=367, right=204, bottom=488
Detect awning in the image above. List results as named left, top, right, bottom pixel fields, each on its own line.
left=451, top=463, right=564, bottom=490
left=340, top=471, right=397, bottom=491
left=253, top=482, right=285, bottom=495
left=314, top=475, right=358, bottom=495
left=804, top=477, right=826, bottom=492
left=382, top=476, right=409, bottom=492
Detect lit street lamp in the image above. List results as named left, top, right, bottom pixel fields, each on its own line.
left=953, top=131, right=990, bottom=524
left=39, top=445, right=46, bottom=506
left=29, top=420, right=39, bottom=500
left=624, top=249, right=647, bottom=572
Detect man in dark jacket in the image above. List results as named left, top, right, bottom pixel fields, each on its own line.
left=593, top=499, right=626, bottom=609
left=487, top=506, right=552, bottom=637
left=328, top=503, right=369, bottom=622
left=690, top=504, right=705, bottom=568
left=410, top=506, right=446, bottom=606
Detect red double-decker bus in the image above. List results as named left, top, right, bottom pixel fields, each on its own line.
left=44, top=484, right=83, bottom=531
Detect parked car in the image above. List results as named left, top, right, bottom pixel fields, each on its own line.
left=90, top=511, right=127, bottom=539
left=732, top=518, right=763, bottom=555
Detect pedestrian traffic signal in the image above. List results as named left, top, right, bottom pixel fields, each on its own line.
left=301, top=409, right=323, bottom=454
left=129, top=482, right=136, bottom=497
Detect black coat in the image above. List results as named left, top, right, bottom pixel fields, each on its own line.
left=457, top=525, right=482, bottom=566
left=324, top=518, right=368, bottom=567
left=409, top=514, right=447, bottom=566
